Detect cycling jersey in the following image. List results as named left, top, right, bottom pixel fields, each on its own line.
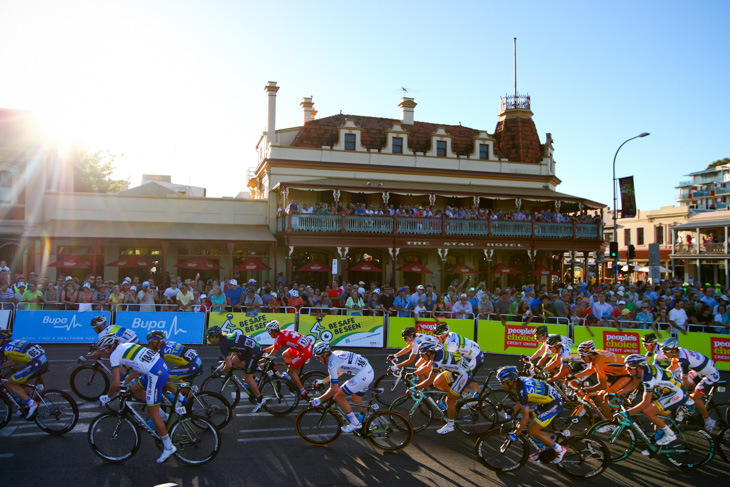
left=639, top=364, right=688, bottom=412
left=1, top=340, right=46, bottom=364
left=547, top=343, right=573, bottom=365
left=110, top=343, right=164, bottom=375
left=578, top=350, right=627, bottom=379
left=219, top=334, right=263, bottom=374
left=430, top=348, right=470, bottom=395
left=326, top=350, right=374, bottom=395
left=412, top=333, right=438, bottom=354
left=442, top=332, right=481, bottom=361
left=515, top=377, right=561, bottom=406
left=673, top=348, right=711, bottom=375
left=159, top=341, right=202, bottom=380
left=273, top=329, right=312, bottom=353
left=99, top=325, right=139, bottom=345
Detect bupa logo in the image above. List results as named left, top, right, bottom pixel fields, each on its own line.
left=130, top=316, right=188, bottom=339
left=711, top=337, right=730, bottom=363
left=43, top=314, right=82, bottom=331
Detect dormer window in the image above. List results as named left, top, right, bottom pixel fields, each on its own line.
left=479, top=144, right=489, bottom=160
left=436, top=141, right=447, bottom=157
left=344, top=134, right=356, bottom=151
left=392, top=137, right=403, bottom=154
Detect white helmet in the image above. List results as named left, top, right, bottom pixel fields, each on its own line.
left=98, top=334, right=118, bottom=350
left=265, top=320, right=280, bottom=332
left=313, top=342, right=331, bottom=356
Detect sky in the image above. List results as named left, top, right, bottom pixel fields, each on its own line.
left=1, top=1, right=728, bottom=212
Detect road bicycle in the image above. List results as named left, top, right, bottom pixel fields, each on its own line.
left=370, top=359, right=417, bottom=407
left=475, top=420, right=611, bottom=479
left=201, top=356, right=299, bottom=414
left=295, top=389, right=413, bottom=452
left=0, top=374, right=78, bottom=435
left=88, top=387, right=220, bottom=465
left=69, top=349, right=113, bottom=401
left=172, top=381, right=232, bottom=429
left=673, top=379, right=728, bottom=432
left=389, top=376, right=498, bottom=435
left=717, top=425, right=730, bottom=463
left=586, top=396, right=715, bottom=468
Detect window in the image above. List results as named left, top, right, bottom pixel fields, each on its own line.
left=0, top=171, right=11, bottom=187
left=436, top=140, right=447, bottom=157
left=624, top=229, right=631, bottom=245
left=392, top=137, right=403, bottom=154
left=344, top=134, right=356, bottom=151
left=655, top=225, right=664, bottom=245
left=479, top=144, right=489, bottom=160
left=637, top=228, right=644, bottom=245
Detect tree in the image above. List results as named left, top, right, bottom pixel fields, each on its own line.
left=75, top=147, right=127, bottom=193
left=706, top=158, right=730, bottom=170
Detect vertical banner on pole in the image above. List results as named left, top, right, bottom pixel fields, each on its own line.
left=618, top=176, right=637, bottom=218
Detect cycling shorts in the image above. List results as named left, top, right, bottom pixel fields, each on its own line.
left=236, top=348, right=264, bottom=375
left=606, top=375, right=633, bottom=394
left=168, top=356, right=202, bottom=381
left=653, top=388, right=687, bottom=414
left=10, top=356, right=49, bottom=384
left=532, top=397, right=563, bottom=427
left=285, top=347, right=312, bottom=370
left=468, top=352, right=485, bottom=380
left=341, top=365, right=375, bottom=396
left=137, top=360, right=170, bottom=407
left=692, top=362, right=720, bottom=395
left=438, top=367, right=470, bottom=396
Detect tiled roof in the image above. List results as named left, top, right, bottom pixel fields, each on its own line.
left=290, top=114, right=486, bottom=156
left=493, top=116, right=543, bottom=163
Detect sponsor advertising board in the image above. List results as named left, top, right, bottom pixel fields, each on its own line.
left=476, top=320, right=568, bottom=355
left=386, top=317, right=475, bottom=348
left=115, top=312, right=206, bottom=344
left=573, top=326, right=663, bottom=357
left=207, top=313, right=295, bottom=346
left=12, top=310, right=112, bottom=343
left=298, top=315, right=384, bottom=348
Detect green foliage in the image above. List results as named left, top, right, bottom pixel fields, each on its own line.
left=76, top=148, right=127, bottom=193
left=706, top=158, right=730, bottom=170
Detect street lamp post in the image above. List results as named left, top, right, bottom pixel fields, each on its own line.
left=612, top=132, right=650, bottom=283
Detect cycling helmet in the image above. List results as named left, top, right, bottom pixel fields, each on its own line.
left=206, top=326, right=224, bottom=338
left=546, top=334, right=562, bottom=346
left=147, top=330, right=166, bottom=342
left=660, top=337, right=679, bottom=352
left=91, top=315, right=107, bottom=328
left=0, top=329, right=12, bottom=341
left=401, top=327, right=416, bottom=339
left=641, top=333, right=658, bottom=344
left=535, top=325, right=549, bottom=338
left=434, top=323, right=449, bottom=336
left=265, top=320, right=280, bottom=332
left=624, top=354, right=647, bottom=367
left=418, top=341, right=439, bottom=354
left=312, top=342, right=331, bottom=356
left=290, top=290, right=299, bottom=298
left=98, top=334, right=118, bottom=350
left=497, top=366, right=519, bottom=382
left=577, top=340, right=596, bottom=355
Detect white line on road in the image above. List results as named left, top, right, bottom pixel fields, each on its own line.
left=237, top=435, right=301, bottom=443
left=0, top=453, right=15, bottom=458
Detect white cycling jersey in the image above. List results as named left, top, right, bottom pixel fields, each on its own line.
left=443, top=332, right=481, bottom=361
left=412, top=333, right=438, bottom=354
left=98, top=325, right=139, bottom=345
left=327, top=350, right=371, bottom=384
left=109, top=342, right=164, bottom=375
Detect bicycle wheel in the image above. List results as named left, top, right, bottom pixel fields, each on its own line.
left=586, top=420, right=636, bottom=462
left=663, top=427, right=715, bottom=469
left=718, top=426, right=730, bottom=462
left=553, top=400, right=595, bottom=436
left=188, top=391, right=232, bottom=429
left=69, top=365, right=109, bottom=401
left=555, top=435, right=611, bottom=479
left=0, top=393, right=12, bottom=429
left=295, top=406, right=343, bottom=445
left=708, top=404, right=729, bottom=431
left=300, top=370, right=328, bottom=396
left=169, top=415, right=220, bottom=465
left=88, top=413, right=140, bottom=462
left=372, top=372, right=404, bottom=407
left=364, top=411, right=413, bottom=452
left=260, top=377, right=299, bottom=415
left=475, top=430, right=529, bottom=473
left=455, top=398, right=498, bottom=436
left=201, top=375, right=241, bottom=408
left=34, top=389, right=79, bottom=435
left=390, top=395, right=433, bottom=433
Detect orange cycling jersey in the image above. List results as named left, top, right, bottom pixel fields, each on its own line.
left=578, top=350, right=626, bottom=379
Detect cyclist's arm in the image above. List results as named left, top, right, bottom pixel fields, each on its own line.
left=626, top=389, right=653, bottom=415
left=221, top=353, right=237, bottom=373
left=413, top=356, right=433, bottom=379
left=394, top=350, right=417, bottom=368
left=262, top=344, right=276, bottom=355
left=0, top=359, right=20, bottom=370
left=106, top=366, right=123, bottom=398
left=548, top=364, right=570, bottom=383
left=544, top=353, right=561, bottom=372
left=513, top=405, right=530, bottom=435
left=614, top=377, right=641, bottom=397
left=535, top=350, right=551, bottom=368
left=529, top=342, right=547, bottom=362
left=583, top=372, right=607, bottom=394
left=316, top=381, right=340, bottom=403
left=415, top=370, right=437, bottom=390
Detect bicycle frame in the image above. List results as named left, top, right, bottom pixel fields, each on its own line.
left=609, top=411, right=690, bottom=457
left=1, top=378, right=44, bottom=414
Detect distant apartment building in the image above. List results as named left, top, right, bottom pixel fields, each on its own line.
left=676, top=163, right=730, bottom=212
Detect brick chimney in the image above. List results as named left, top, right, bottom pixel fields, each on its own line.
left=398, top=97, right=417, bottom=125
left=300, top=97, right=315, bottom=124
left=264, top=81, right=280, bottom=144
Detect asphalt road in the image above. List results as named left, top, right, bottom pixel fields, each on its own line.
left=1, top=344, right=728, bottom=487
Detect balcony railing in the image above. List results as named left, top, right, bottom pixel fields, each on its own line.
left=674, top=243, right=727, bottom=254
left=277, top=214, right=602, bottom=240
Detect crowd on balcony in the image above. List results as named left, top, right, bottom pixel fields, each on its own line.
left=2, top=261, right=727, bottom=334
left=280, top=199, right=603, bottom=224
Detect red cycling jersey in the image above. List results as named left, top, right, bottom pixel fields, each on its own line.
left=273, top=329, right=312, bottom=353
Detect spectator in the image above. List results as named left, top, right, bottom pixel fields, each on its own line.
left=494, top=290, right=514, bottom=326
left=92, top=283, right=110, bottom=311
left=43, top=281, right=60, bottom=310
left=176, top=283, right=195, bottom=312
left=476, top=293, right=493, bottom=318
left=19, top=282, right=44, bottom=310
left=0, top=281, right=14, bottom=308
left=668, top=299, right=689, bottom=334
left=138, top=281, right=156, bottom=312
left=424, top=291, right=436, bottom=314
left=451, top=293, right=473, bottom=320
left=634, top=303, right=654, bottom=330
left=366, top=289, right=382, bottom=315
left=210, top=286, right=226, bottom=314
left=60, top=280, right=78, bottom=310
left=712, top=304, right=730, bottom=334
left=77, top=283, right=94, bottom=312
left=225, top=279, right=244, bottom=312
left=515, top=300, right=533, bottom=324
left=109, top=285, right=125, bottom=311
left=345, top=290, right=364, bottom=316
left=413, top=298, right=428, bottom=318
left=287, top=290, right=303, bottom=313
left=163, top=280, right=180, bottom=307
left=432, top=293, right=448, bottom=318
left=244, top=288, right=263, bottom=316
left=391, top=287, right=412, bottom=317
left=123, top=284, right=138, bottom=311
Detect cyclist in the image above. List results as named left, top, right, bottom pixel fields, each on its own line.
left=79, top=315, right=138, bottom=362
left=0, top=329, right=47, bottom=418
left=641, top=332, right=659, bottom=360
left=497, top=365, right=568, bottom=463
left=206, top=326, right=269, bottom=412
left=96, top=335, right=176, bottom=463
left=529, top=326, right=573, bottom=367
left=388, top=326, right=439, bottom=376
left=263, top=320, right=312, bottom=398
left=658, top=337, right=720, bottom=431
left=146, top=330, right=202, bottom=405
left=309, top=342, right=374, bottom=432
left=541, top=334, right=573, bottom=384
left=571, top=341, right=639, bottom=418
left=622, top=354, right=688, bottom=445
left=411, top=340, right=471, bottom=434
left=433, top=322, right=484, bottom=396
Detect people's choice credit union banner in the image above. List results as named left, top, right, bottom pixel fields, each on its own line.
left=207, top=313, right=295, bottom=345
left=476, top=321, right=568, bottom=355
left=13, top=310, right=112, bottom=343
left=298, top=315, right=384, bottom=348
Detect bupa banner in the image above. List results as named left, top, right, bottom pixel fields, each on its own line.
left=207, top=313, right=295, bottom=346
left=115, top=312, right=206, bottom=345
left=475, top=320, right=568, bottom=355
left=298, top=315, right=384, bottom=348
left=13, top=310, right=111, bottom=343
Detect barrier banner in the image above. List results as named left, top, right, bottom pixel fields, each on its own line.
left=115, top=312, right=206, bottom=345
left=0, top=310, right=11, bottom=329
left=476, top=320, right=568, bottom=355
left=298, top=315, right=384, bottom=348
left=386, top=317, right=475, bottom=348
left=207, top=313, right=295, bottom=345
left=12, top=310, right=111, bottom=343
left=679, top=332, right=730, bottom=371
left=573, top=326, right=662, bottom=356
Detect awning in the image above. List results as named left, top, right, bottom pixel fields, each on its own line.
left=24, top=220, right=276, bottom=242
left=672, top=219, right=730, bottom=231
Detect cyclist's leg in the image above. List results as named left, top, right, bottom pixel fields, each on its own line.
left=7, top=358, right=46, bottom=401
left=467, top=353, right=484, bottom=394
left=645, top=391, right=685, bottom=429
left=235, top=352, right=263, bottom=398
left=338, top=366, right=374, bottom=416
left=528, top=399, right=564, bottom=448
left=285, top=348, right=310, bottom=391
left=693, top=368, right=720, bottom=420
